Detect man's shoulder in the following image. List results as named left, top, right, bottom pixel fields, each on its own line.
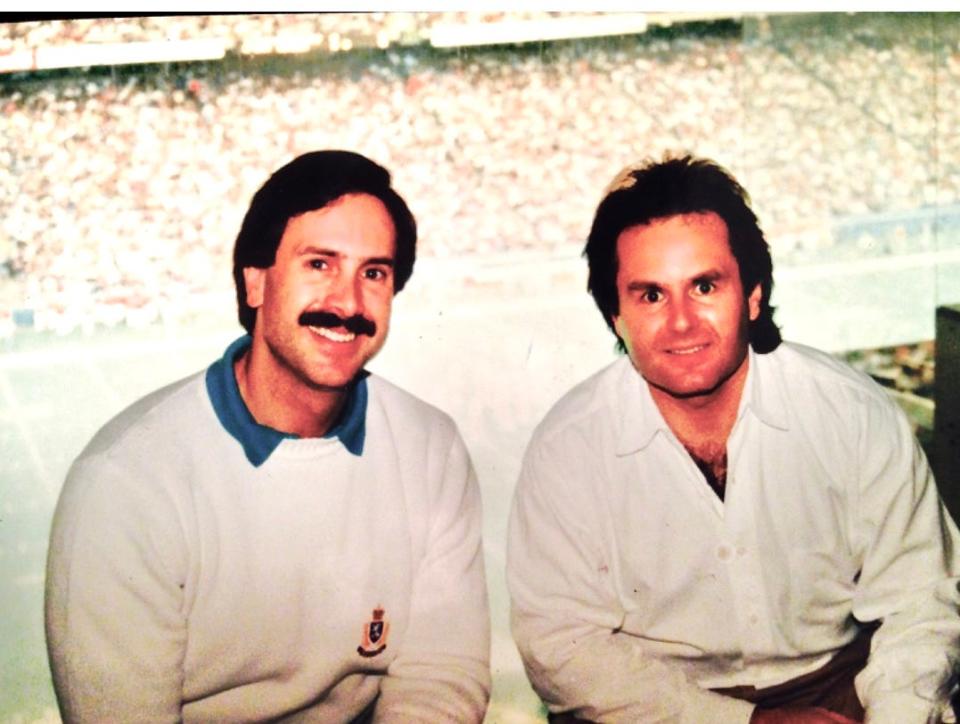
left=533, top=356, right=632, bottom=444
left=78, top=370, right=207, bottom=462
left=766, top=341, right=891, bottom=404
left=366, top=373, right=457, bottom=433
left=759, top=341, right=906, bottom=431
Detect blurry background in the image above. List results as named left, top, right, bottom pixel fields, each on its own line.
left=1, top=11, right=959, bottom=722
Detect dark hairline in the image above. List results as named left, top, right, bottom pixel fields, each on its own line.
left=584, top=154, right=782, bottom=354
left=232, top=150, right=417, bottom=335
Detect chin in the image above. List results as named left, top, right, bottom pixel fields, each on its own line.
left=307, top=378, right=355, bottom=393
left=301, top=365, right=361, bottom=392
left=646, top=372, right=726, bottom=400
left=663, top=385, right=721, bottom=400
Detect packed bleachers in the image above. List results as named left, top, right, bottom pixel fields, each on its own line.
left=0, top=12, right=608, bottom=56
left=2, top=13, right=959, bottom=336
left=2, top=17, right=957, bottom=722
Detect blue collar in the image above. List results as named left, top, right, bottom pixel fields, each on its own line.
left=205, top=335, right=367, bottom=466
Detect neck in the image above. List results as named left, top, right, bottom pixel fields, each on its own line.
left=649, top=354, right=749, bottom=448
left=234, top=346, right=347, bottom=439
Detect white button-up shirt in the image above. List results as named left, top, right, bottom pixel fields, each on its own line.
left=508, top=342, right=960, bottom=724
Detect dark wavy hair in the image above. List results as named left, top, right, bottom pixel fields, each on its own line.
left=233, top=150, right=417, bottom=335
left=584, top=154, right=782, bottom=354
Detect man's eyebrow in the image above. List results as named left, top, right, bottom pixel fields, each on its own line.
left=623, top=269, right=728, bottom=291
left=625, top=279, right=662, bottom=292
left=298, top=246, right=339, bottom=257
left=692, top=269, right=725, bottom=283
left=298, top=247, right=394, bottom=267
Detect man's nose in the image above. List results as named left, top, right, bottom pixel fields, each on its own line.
left=667, top=297, right=695, bottom=333
left=325, top=273, right=362, bottom=318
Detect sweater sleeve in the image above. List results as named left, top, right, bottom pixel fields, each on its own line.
left=45, top=454, right=189, bottom=723
left=851, top=396, right=960, bottom=724
left=506, top=432, right=755, bottom=724
left=374, top=426, right=491, bottom=723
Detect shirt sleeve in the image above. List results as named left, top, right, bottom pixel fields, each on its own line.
left=506, top=431, right=755, bottom=724
left=374, top=426, right=491, bottom=723
left=851, top=395, right=960, bottom=724
left=45, top=454, right=188, bottom=723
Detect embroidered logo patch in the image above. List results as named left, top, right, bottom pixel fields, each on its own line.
left=357, top=605, right=389, bottom=658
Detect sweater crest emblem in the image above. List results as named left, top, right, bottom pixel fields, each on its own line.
left=357, top=605, right=389, bottom=657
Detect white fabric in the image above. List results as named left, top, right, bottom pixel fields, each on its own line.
left=46, top=371, right=490, bottom=723
left=508, top=341, right=960, bottom=724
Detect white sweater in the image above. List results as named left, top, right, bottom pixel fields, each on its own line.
left=46, top=338, right=491, bottom=723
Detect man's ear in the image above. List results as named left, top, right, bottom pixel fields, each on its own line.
left=243, top=267, right=266, bottom=310
left=612, top=315, right=627, bottom=343
left=747, top=284, right=762, bottom=322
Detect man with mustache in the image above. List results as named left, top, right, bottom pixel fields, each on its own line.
left=507, top=155, right=959, bottom=723
left=45, top=150, right=491, bottom=722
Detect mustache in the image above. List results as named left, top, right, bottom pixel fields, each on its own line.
left=298, top=310, right=377, bottom=337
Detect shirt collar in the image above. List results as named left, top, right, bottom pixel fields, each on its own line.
left=740, top=345, right=790, bottom=431
left=614, top=344, right=789, bottom=455
left=615, top=357, right=663, bottom=455
left=205, top=335, right=367, bottom=466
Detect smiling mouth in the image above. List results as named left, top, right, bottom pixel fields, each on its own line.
left=667, top=344, right=708, bottom=355
left=309, top=326, right=357, bottom=343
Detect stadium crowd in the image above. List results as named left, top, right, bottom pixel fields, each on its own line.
left=0, top=13, right=604, bottom=56
left=2, top=14, right=959, bottom=336
left=0, top=14, right=416, bottom=52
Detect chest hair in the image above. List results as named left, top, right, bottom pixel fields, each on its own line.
left=682, top=440, right=728, bottom=500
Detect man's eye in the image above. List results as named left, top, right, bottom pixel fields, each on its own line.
left=309, top=259, right=328, bottom=270
left=642, top=290, right=662, bottom=304
left=365, top=268, right=387, bottom=281
left=694, top=281, right=715, bottom=295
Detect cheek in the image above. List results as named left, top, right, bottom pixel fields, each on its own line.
left=620, top=309, right=663, bottom=342
left=714, top=302, right=750, bottom=341
left=368, top=290, right=393, bottom=325
left=378, top=302, right=392, bottom=329
left=264, top=280, right=298, bottom=317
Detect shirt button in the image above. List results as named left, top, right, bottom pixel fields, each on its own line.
left=717, top=545, right=733, bottom=560
left=736, top=546, right=747, bottom=557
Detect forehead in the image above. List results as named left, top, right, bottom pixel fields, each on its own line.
left=615, top=212, right=736, bottom=278
left=279, top=192, right=396, bottom=258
